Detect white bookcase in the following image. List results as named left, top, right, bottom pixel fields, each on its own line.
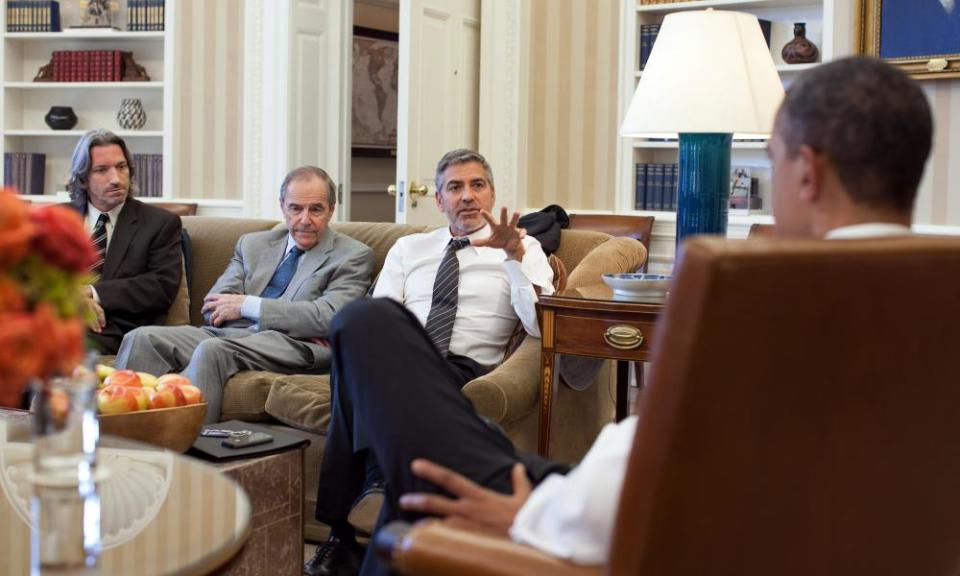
left=616, top=0, right=836, bottom=225
left=0, top=0, right=174, bottom=201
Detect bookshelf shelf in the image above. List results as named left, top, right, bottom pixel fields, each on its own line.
left=1, top=1, right=174, bottom=198
left=5, top=129, right=163, bottom=137
left=632, top=140, right=768, bottom=150
left=4, top=31, right=165, bottom=40
left=636, top=0, right=822, bottom=13
left=5, top=81, right=163, bottom=89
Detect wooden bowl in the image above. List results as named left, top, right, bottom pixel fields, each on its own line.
left=98, top=403, right=207, bottom=452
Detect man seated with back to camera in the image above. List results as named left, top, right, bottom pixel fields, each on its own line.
left=309, top=56, right=933, bottom=576
left=304, top=149, right=556, bottom=576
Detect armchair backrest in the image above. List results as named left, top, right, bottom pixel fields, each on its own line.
left=610, top=236, right=960, bottom=576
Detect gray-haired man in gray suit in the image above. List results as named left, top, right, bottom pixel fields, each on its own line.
left=115, top=166, right=375, bottom=423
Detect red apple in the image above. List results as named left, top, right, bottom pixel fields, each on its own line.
left=97, top=384, right=146, bottom=414
left=103, top=369, right=142, bottom=389
left=155, top=373, right=192, bottom=389
left=178, top=384, right=204, bottom=405
left=149, top=383, right=186, bottom=409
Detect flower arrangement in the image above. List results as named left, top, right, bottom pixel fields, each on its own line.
left=0, top=189, right=97, bottom=407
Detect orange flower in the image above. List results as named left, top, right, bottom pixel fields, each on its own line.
left=0, top=312, right=44, bottom=396
left=31, top=304, right=85, bottom=377
left=29, top=205, right=98, bottom=273
left=0, top=189, right=34, bottom=269
left=0, top=277, right=25, bottom=313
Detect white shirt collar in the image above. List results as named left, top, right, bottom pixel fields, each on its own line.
left=444, top=223, right=491, bottom=245
left=87, top=201, right=125, bottom=230
left=824, top=223, right=912, bottom=240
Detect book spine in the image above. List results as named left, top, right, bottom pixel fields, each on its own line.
left=635, top=163, right=647, bottom=210
left=51, top=0, right=60, bottom=32
left=159, top=0, right=165, bottom=31
left=4, top=153, right=12, bottom=187
left=653, top=163, right=666, bottom=211
left=640, top=25, right=650, bottom=71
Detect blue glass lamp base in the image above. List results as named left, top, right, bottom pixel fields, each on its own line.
left=676, top=133, right=733, bottom=245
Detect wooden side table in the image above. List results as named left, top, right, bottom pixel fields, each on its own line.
left=537, top=289, right=662, bottom=456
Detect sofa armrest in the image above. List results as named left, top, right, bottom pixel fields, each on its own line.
left=376, top=520, right=601, bottom=576
left=462, top=336, right=541, bottom=425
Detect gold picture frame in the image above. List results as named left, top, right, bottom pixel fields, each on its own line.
left=856, top=0, right=960, bottom=80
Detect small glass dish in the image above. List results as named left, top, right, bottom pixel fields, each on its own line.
left=601, top=273, right=672, bottom=303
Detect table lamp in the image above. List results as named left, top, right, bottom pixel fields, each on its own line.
left=621, top=10, right=785, bottom=244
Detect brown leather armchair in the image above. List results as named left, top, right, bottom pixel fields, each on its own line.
left=379, top=235, right=960, bottom=576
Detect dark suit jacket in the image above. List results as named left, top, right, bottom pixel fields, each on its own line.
left=72, top=197, right=182, bottom=354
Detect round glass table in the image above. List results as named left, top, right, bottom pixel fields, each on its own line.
left=0, top=409, right=251, bottom=575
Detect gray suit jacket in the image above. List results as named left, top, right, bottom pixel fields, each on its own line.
left=205, top=227, right=374, bottom=352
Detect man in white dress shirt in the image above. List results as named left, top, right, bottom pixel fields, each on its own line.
left=315, top=57, right=933, bottom=576
left=306, top=149, right=555, bottom=576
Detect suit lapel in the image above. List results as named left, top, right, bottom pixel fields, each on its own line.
left=102, top=200, right=137, bottom=280
left=250, top=230, right=290, bottom=295
left=286, top=230, right=334, bottom=299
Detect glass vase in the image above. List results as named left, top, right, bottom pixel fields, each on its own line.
left=31, top=358, right=100, bottom=486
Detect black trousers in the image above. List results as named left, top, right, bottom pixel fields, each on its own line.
left=314, top=298, right=567, bottom=575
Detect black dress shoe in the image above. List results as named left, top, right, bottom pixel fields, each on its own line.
left=348, top=481, right=385, bottom=536
left=304, top=535, right=363, bottom=576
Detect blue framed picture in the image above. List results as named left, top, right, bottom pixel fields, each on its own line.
left=858, top=0, right=960, bottom=79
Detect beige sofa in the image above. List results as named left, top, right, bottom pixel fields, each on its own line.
left=164, top=217, right=646, bottom=540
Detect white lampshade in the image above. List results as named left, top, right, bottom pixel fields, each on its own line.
left=621, top=10, right=785, bottom=139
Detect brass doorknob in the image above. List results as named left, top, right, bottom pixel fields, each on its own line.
left=387, top=185, right=397, bottom=196
left=410, top=183, right=429, bottom=198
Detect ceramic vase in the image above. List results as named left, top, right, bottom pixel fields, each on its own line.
left=781, top=22, right=819, bottom=65
left=44, top=106, right=78, bottom=130
left=116, top=98, right=146, bottom=130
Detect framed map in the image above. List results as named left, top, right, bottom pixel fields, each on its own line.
left=352, top=27, right=399, bottom=155
left=857, top=0, right=960, bottom=79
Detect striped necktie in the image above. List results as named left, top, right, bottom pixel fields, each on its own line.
left=424, top=237, right=471, bottom=355
left=260, top=246, right=305, bottom=299
left=89, top=213, right=109, bottom=276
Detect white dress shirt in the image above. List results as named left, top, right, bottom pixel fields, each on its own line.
left=824, top=222, right=912, bottom=239
left=86, top=201, right=125, bottom=303
left=372, top=224, right=554, bottom=367
left=240, top=235, right=303, bottom=325
left=511, top=416, right=637, bottom=564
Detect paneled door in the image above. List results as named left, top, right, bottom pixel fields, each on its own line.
left=393, top=0, right=481, bottom=227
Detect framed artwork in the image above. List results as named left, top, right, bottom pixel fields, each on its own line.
left=352, top=26, right=399, bottom=157
left=857, top=0, right=960, bottom=79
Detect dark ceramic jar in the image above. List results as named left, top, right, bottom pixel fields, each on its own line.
left=44, top=106, right=78, bottom=130
left=781, top=23, right=819, bottom=65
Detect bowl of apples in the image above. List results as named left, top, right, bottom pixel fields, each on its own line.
left=95, top=366, right=207, bottom=453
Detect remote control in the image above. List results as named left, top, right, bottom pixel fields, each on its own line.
left=221, top=432, right=273, bottom=449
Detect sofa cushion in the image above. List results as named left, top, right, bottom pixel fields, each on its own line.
left=264, top=374, right=333, bottom=433
left=332, top=221, right=429, bottom=273
left=219, top=370, right=277, bottom=422
left=566, top=236, right=648, bottom=289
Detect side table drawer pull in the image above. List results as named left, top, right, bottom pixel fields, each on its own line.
left=603, top=325, right=644, bottom=350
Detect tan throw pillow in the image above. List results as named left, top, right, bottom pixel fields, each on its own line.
left=264, top=375, right=333, bottom=433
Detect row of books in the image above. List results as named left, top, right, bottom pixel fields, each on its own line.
left=639, top=18, right=772, bottom=71
left=635, top=163, right=678, bottom=212
left=128, top=0, right=165, bottom=32
left=46, top=50, right=125, bottom=82
left=4, top=153, right=46, bottom=196
left=132, top=153, right=163, bottom=197
left=6, top=0, right=61, bottom=32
